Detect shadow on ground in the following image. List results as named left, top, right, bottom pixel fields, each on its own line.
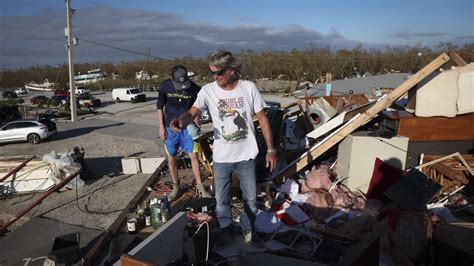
left=83, top=156, right=123, bottom=179
left=53, top=123, right=125, bottom=140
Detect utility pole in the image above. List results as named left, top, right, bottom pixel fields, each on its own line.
left=137, top=48, right=150, bottom=90
left=66, top=0, right=77, bottom=122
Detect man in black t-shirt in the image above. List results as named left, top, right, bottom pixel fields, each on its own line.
left=156, top=65, right=211, bottom=201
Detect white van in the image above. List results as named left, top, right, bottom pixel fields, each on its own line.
left=111, top=88, right=146, bottom=103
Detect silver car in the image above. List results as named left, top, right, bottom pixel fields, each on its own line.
left=0, top=119, right=57, bottom=144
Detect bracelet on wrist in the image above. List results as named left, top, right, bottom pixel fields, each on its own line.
left=266, top=149, right=277, bottom=154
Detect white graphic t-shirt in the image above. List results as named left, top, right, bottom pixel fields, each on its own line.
left=193, top=80, right=267, bottom=163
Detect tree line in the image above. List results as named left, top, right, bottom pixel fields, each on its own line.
left=1, top=42, right=472, bottom=90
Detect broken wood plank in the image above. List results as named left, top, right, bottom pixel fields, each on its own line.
left=431, top=162, right=468, bottom=184
left=306, top=111, right=346, bottom=139
left=120, top=254, right=154, bottom=266
left=274, top=53, right=451, bottom=184
left=449, top=51, right=468, bottom=66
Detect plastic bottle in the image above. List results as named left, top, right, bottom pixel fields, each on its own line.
left=151, top=199, right=162, bottom=230
left=126, top=208, right=137, bottom=234
left=162, top=192, right=171, bottom=214
left=161, top=200, right=169, bottom=223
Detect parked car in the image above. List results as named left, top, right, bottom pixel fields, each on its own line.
left=30, top=95, right=49, bottom=105
left=0, top=105, right=22, bottom=124
left=50, top=95, right=69, bottom=106
left=77, top=94, right=101, bottom=108
left=0, top=119, right=57, bottom=144
left=54, top=89, right=70, bottom=97
left=14, top=87, right=28, bottom=95
left=2, top=90, right=18, bottom=99
left=74, top=86, right=91, bottom=95
left=112, top=88, right=146, bottom=103
left=38, top=110, right=62, bottom=120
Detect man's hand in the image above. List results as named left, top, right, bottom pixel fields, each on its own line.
left=194, top=116, right=201, bottom=127
left=159, top=127, right=166, bottom=140
left=266, top=151, right=277, bottom=172
left=169, top=119, right=182, bottom=132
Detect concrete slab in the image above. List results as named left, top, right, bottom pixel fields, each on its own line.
left=0, top=216, right=102, bottom=266
left=0, top=173, right=154, bottom=231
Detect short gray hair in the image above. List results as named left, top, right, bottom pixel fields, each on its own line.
left=209, top=49, right=242, bottom=78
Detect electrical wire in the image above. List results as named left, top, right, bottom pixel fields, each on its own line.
left=78, top=37, right=167, bottom=60
left=189, top=221, right=210, bottom=262
left=10, top=163, right=51, bottom=191
left=78, top=36, right=435, bottom=65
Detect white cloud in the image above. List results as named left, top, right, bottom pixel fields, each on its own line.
left=1, top=6, right=470, bottom=69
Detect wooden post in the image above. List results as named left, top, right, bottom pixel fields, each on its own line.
left=274, top=53, right=451, bottom=184
left=325, top=73, right=332, bottom=96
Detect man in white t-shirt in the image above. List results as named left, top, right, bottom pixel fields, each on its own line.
left=170, top=49, right=277, bottom=249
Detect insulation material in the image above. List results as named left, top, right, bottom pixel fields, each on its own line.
left=302, top=189, right=334, bottom=222
left=329, top=185, right=366, bottom=209
left=299, top=165, right=366, bottom=221
left=300, top=164, right=332, bottom=193
left=415, top=70, right=459, bottom=117
left=455, top=63, right=474, bottom=114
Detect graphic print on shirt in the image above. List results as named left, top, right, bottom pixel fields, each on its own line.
left=217, top=97, right=248, bottom=143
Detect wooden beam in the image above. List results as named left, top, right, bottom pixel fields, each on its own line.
left=274, top=53, right=451, bottom=184
left=120, top=254, right=154, bottom=266
left=449, top=51, right=468, bottom=66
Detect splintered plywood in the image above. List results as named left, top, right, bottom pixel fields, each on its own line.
left=0, top=157, right=54, bottom=194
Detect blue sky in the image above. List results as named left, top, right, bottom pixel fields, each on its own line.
left=1, top=0, right=473, bottom=69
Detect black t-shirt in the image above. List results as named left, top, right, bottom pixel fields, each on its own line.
left=156, top=79, right=200, bottom=127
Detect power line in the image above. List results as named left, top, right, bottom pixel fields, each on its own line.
left=77, top=37, right=168, bottom=61
left=78, top=36, right=436, bottom=63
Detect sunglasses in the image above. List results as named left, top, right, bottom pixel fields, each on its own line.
left=209, top=68, right=227, bottom=76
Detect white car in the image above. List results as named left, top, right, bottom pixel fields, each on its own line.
left=0, top=119, right=57, bottom=144
left=74, top=87, right=91, bottom=95
left=14, top=87, right=28, bottom=94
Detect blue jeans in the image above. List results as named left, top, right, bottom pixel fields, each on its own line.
left=213, top=159, right=257, bottom=234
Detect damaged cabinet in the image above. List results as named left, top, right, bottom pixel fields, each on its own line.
left=336, top=131, right=408, bottom=193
